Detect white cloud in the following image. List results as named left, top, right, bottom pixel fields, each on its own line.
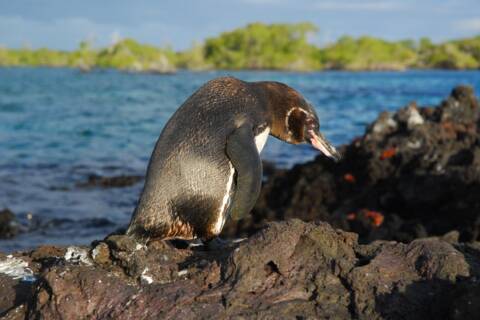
left=0, top=15, right=178, bottom=50
left=315, top=1, right=404, bottom=12
left=455, top=18, right=480, bottom=32
left=0, top=15, right=116, bottom=49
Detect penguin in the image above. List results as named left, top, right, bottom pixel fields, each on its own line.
left=126, top=76, right=340, bottom=243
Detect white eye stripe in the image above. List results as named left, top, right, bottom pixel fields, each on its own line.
left=285, top=107, right=311, bottom=134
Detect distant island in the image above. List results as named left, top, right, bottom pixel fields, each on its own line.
left=1, top=22, right=479, bottom=72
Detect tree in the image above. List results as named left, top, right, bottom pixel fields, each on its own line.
left=204, top=22, right=321, bottom=70
left=320, top=36, right=417, bottom=70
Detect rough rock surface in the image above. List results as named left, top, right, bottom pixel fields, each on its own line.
left=223, top=85, right=480, bottom=243
left=0, top=220, right=479, bottom=319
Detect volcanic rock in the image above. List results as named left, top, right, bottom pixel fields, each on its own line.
left=0, top=220, right=479, bottom=319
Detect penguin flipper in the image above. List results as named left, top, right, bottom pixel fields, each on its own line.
left=226, top=124, right=262, bottom=221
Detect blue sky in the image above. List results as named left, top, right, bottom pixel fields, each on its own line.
left=1, top=0, right=480, bottom=50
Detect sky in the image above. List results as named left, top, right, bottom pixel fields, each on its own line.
left=1, top=0, right=480, bottom=51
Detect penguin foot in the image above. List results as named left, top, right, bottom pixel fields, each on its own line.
left=165, top=238, right=245, bottom=251
left=167, top=238, right=204, bottom=249
left=187, top=239, right=204, bottom=248
left=167, top=239, right=190, bottom=249
left=231, top=237, right=248, bottom=244
left=205, top=237, right=236, bottom=251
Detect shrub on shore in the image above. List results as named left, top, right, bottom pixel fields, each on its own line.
left=0, top=23, right=479, bottom=72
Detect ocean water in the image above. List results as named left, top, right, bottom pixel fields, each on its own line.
left=1, top=68, right=479, bottom=252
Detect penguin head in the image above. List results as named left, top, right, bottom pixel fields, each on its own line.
left=261, top=81, right=341, bottom=161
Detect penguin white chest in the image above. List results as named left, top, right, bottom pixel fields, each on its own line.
left=254, top=127, right=270, bottom=153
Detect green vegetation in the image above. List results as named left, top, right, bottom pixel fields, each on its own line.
left=416, top=37, right=480, bottom=69
left=204, top=22, right=321, bottom=70
left=176, top=42, right=210, bottom=70
left=321, top=36, right=417, bottom=70
left=95, top=39, right=176, bottom=72
left=0, top=22, right=479, bottom=72
left=0, top=47, right=70, bottom=67
left=0, top=39, right=177, bottom=73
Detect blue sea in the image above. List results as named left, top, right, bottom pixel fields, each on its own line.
left=1, top=68, right=480, bottom=252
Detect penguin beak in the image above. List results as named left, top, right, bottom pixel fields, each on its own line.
left=308, top=130, right=341, bottom=161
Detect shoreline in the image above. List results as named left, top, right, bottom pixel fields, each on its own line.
left=1, top=65, right=480, bottom=73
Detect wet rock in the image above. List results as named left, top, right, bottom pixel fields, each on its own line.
left=261, top=160, right=278, bottom=178
left=0, top=220, right=479, bottom=319
left=64, top=246, right=92, bottom=265
left=370, top=111, right=398, bottom=135
left=76, top=174, right=143, bottom=188
left=0, top=254, right=36, bottom=318
left=232, top=85, right=480, bottom=243
left=440, top=85, right=479, bottom=123
left=0, top=209, right=19, bottom=239
left=33, top=266, right=137, bottom=318
left=30, top=245, right=67, bottom=271
left=395, top=102, right=424, bottom=130
left=1, top=304, right=27, bottom=320
left=0, top=275, right=32, bottom=318
left=90, top=242, right=111, bottom=265
left=450, top=283, right=480, bottom=319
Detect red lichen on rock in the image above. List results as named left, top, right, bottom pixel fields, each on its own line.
left=343, top=173, right=356, bottom=183
left=364, top=210, right=384, bottom=227
left=380, top=148, right=396, bottom=160
left=346, top=210, right=384, bottom=228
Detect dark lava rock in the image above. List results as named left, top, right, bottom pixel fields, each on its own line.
left=0, top=209, right=19, bottom=239
left=1, top=220, right=479, bottom=319
left=76, top=174, right=143, bottom=188
left=223, top=85, right=480, bottom=243
left=0, top=275, right=31, bottom=319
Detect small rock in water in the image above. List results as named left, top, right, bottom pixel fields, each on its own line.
left=0, top=208, right=19, bottom=239
left=76, top=174, right=143, bottom=188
